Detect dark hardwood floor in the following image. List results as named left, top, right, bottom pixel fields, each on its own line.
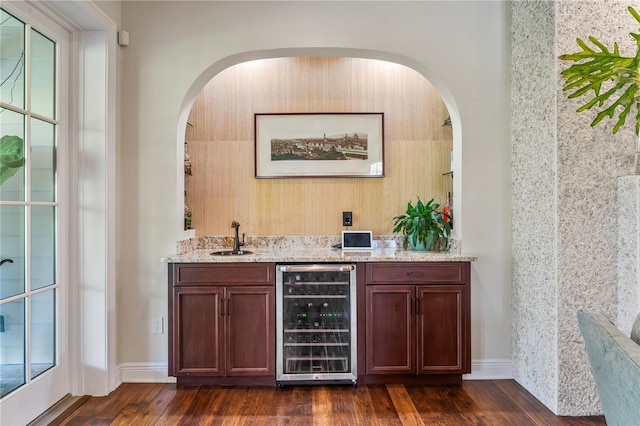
left=49, top=380, right=605, bottom=425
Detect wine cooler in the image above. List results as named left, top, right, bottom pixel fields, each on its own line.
left=276, top=264, right=357, bottom=384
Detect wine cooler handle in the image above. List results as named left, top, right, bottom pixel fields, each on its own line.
left=278, top=264, right=354, bottom=272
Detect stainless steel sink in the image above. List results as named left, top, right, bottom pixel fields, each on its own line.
left=210, top=250, right=253, bottom=256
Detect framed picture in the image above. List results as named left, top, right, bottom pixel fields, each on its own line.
left=254, top=113, right=384, bottom=178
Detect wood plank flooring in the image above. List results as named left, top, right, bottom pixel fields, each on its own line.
left=49, top=381, right=606, bottom=425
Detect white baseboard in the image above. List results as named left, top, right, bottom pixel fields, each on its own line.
left=118, top=359, right=513, bottom=384
left=118, top=363, right=176, bottom=384
left=464, top=359, right=514, bottom=380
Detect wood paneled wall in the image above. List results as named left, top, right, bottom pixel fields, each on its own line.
left=185, top=57, right=452, bottom=237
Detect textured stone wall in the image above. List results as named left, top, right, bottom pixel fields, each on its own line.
left=512, top=0, right=637, bottom=416
left=511, top=0, right=558, bottom=412
left=617, top=176, right=640, bottom=335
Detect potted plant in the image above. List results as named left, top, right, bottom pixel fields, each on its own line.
left=392, top=197, right=451, bottom=251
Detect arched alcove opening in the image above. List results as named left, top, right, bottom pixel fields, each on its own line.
left=177, top=50, right=461, bottom=241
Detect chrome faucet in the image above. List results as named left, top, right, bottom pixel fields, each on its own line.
left=231, top=221, right=245, bottom=252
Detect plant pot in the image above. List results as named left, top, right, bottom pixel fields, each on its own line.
left=408, top=238, right=427, bottom=251
left=407, top=230, right=444, bottom=251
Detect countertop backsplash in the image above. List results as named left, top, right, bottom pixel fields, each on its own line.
left=177, top=235, right=460, bottom=256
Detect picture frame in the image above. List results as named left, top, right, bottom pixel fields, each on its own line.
left=254, top=113, right=384, bottom=178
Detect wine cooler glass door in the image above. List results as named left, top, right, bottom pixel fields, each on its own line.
left=276, top=264, right=357, bottom=383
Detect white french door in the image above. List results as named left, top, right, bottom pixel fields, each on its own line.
left=0, top=4, right=70, bottom=425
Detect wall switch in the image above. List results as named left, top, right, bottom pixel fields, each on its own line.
left=152, top=317, right=163, bottom=334
left=342, top=211, right=353, bottom=227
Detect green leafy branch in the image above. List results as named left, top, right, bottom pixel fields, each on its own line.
left=0, top=135, right=25, bottom=185
left=559, top=6, right=640, bottom=135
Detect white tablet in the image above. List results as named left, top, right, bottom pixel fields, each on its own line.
left=341, top=231, right=373, bottom=250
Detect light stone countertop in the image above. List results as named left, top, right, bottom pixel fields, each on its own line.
left=164, top=247, right=477, bottom=263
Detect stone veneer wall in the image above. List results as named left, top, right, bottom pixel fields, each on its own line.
left=618, top=176, right=640, bottom=335
left=512, top=0, right=637, bottom=416
left=511, top=0, right=558, bottom=412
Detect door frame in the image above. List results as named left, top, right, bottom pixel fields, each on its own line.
left=41, top=0, right=119, bottom=397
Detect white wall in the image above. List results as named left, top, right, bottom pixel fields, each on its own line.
left=93, top=1, right=121, bottom=25
left=116, top=1, right=512, bottom=378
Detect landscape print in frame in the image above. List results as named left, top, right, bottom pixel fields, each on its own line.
left=254, top=113, right=384, bottom=178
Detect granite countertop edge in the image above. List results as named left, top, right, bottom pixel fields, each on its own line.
left=163, top=248, right=477, bottom=263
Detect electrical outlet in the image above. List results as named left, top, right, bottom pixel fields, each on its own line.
left=342, top=211, right=352, bottom=227
left=152, top=317, right=163, bottom=334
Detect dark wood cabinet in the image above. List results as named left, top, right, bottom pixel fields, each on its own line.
left=366, top=285, right=415, bottom=374
left=168, top=263, right=276, bottom=386
left=417, top=285, right=465, bottom=373
left=169, top=260, right=471, bottom=386
left=173, top=286, right=224, bottom=376
left=225, top=286, right=274, bottom=376
left=362, top=262, right=470, bottom=384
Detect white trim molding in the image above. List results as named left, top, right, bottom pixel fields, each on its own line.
left=118, top=363, right=176, bottom=384
left=118, top=359, right=514, bottom=384
left=31, top=0, right=118, bottom=397
left=464, top=359, right=514, bottom=380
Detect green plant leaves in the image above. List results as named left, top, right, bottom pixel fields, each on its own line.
left=392, top=197, right=450, bottom=251
left=0, top=135, right=25, bottom=185
left=558, top=6, right=640, bottom=135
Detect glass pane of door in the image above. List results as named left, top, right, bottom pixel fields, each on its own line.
left=30, top=28, right=55, bottom=119
left=0, top=298, right=25, bottom=397
left=0, top=9, right=25, bottom=109
left=0, top=110, right=25, bottom=202
left=31, top=119, right=55, bottom=202
left=31, top=205, right=55, bottom=291
left=30, top=290, right=55, bottom=379
left=0, top=205, right=25, bottom=299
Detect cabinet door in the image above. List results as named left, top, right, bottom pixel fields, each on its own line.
left=226, top=286, right=275, bottom=376
left=417, top=286, right=465, bottom=373
left=365, top=285, right=415, bottom=374
left=173, top=286, right=224, bottom=376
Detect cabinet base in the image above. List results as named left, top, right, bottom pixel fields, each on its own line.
left=174, top=374, right=461, bottom=387
left=360, top=374, right=462, bottom=385
left=176, top=376, right=276, bottom=387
